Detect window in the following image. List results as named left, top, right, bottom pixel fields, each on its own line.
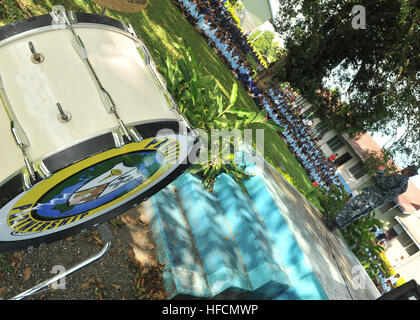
left=349, top=162, right=366, bottom=180
left=378, top=201, right=396, bottom=214
left=407, top=243, right=419, bottom=256
left=302, top=107, right=315, bottom=120
left=326, top=136, right=345, bottom=152
left=393, top=224, right=404, bottom=236
left=334, top=152, right=352, bottom=167
left=314, top=121, right=330, bottom=137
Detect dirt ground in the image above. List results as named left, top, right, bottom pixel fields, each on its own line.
left=0, top=203, right=167, bottom=300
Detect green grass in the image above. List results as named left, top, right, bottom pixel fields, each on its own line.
left=0, top=0, right=322, bottom=210
left=0, top=252, right=10, bottom=271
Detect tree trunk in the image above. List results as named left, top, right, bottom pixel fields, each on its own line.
left=255, top=57, right=287, bottom=90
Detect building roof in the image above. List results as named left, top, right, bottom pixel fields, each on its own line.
left=241, top=0, right=275, bottom=27
left=395, top=212, right=420, bottom=249
left=343, top=133, right=420, bottom=213
left=343, top=133, right=382, bottom=160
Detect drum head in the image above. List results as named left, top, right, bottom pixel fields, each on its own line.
left=93, top=0, right=149, bottom=12
left=0, top=129, right=196, bottom=251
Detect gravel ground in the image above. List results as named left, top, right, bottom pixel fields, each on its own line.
left=0, top=203, right=167, bottom=300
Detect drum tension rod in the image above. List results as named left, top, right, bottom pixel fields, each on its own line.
left=50, top=5, right=139, bottom=145
left=56, top=103, right=71, bottom=123
left=0, top=74, right=38, bottom=185
left=28, top=42, right=44, bottom=64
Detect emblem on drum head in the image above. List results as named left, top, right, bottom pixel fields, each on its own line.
left=5, top=137, right=181, bottom=235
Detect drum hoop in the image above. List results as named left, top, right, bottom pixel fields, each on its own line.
left=0, top=12, right=128, bottom=43
left=32, top=118, right=182, bottom=165
left=0, top=119, right=185, bottom=209
left=0, top=22, right=140, bottom=49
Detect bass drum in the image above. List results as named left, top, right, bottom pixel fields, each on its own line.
left=0, top=6, right=197, bottom=251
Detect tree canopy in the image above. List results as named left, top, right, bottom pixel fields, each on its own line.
left=263, top=0, right=419, bottom=166
left=248, top=30, right=282, bottom=63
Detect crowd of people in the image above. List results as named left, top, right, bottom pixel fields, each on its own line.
left=173, top=0, right=342, bottom=190
left=264, top=88, right=341, bottom=189
left=174, top=0, right=265, bottom=69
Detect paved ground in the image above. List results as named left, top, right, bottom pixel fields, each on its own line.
left=261, top=161, right=381, bottom=300
left=0, top=204, right=167, bottom=300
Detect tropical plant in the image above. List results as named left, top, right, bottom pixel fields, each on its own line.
left=341, top=213, right=385, bottom=279
left=362, top=149, right=399, bottom=177
left=318, top=184, right=349, bottom=221
left=155, top=39, right=284, bottom=190
left=248, top=31, right=282, bottom=64
left=227, top=0, right=244, bottom=11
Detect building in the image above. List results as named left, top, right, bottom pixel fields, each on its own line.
left=298, top=97, right=420, bottom=283
left=235, top=0, right=277, bottom=33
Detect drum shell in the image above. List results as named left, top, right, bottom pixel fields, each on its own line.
left=0, top=13, right=197, bottom=251
left=0, top=23, right=178, bottom=184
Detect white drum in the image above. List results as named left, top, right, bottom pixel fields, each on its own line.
left=0, top=7, right=196, bottom=251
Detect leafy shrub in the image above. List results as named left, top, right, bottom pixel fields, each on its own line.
left=318, top=184, right=349, bottom=221
left=225, top=2, right=241, bottom=26
left=342, top=213, right=385, bottom=279
left=155, top=39, right=283, bottom=190
left=317, top=185, right=394, bottom=279
left=362, top=149, right=399, bottom=176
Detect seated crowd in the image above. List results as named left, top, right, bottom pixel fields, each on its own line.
left=173, top=0, right=342, bottom=190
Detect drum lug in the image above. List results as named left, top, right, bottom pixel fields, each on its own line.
left=126, top=23, right=138, bottom=39
left=21, top=169, right=33, bottom=191
left=49, top=5, right=77, bottom=25
left=112, top=130, right=125, bottom=149
left=128, top=127, right=143, bottom=143
left=34, top=161, right=52, bottom=180
left=56, top=103, right=72, bottom=123
left=28, top=42, right=45, bottom=64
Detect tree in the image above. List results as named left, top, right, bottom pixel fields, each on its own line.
left=362, top=149, right=399, bottom=177
left=248, top=30, right=282, bottom=63
left=258, top=0, right=419, bottom=166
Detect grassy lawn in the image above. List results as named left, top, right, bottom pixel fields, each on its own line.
left=0, top=0, right=322, bottom=210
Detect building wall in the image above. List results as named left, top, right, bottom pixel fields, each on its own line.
left=311, top=118, right=371, bottom=190
left=299, top=102, right=420, bottom=282
left=394, top=252, right=420, bottom=283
